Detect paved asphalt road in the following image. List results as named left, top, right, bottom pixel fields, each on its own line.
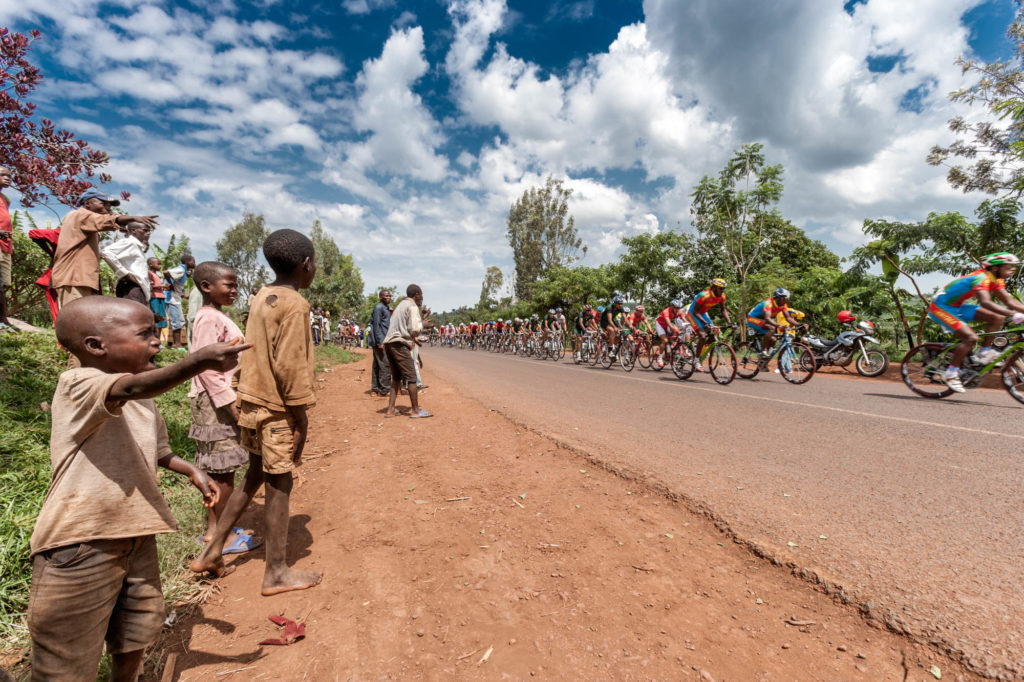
left=423, top=346, right=1024, bottom=677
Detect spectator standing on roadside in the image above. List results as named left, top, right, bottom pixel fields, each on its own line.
left=369, top=289, right=392, bottom=396
left=147, top=257, right=169, bottom=338
left=0, top=166, right=15, bottom=330
left=384, top=284, right=433, bottom=418
left=50, top=187, right=158, bottom=309
left=100, top=222, right=152, bottom=307
left=164, top=254, right=196, bottom=349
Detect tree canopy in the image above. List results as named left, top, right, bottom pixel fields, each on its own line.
left=307, top=220, right=364, bottom=317
left=215, top=212, right=270, bottom=302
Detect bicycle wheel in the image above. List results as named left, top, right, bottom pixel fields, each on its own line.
left=778, top=342, right=815, bottom=384
left=619, top=339, right=637, bottom=371
left=900, top=343, right=956, bottom=399
left=1001, top=349, right=1024, bottom=405
left=671, top=344, right=696, bottom=380
left=735, top=342, right=761, bottom=379
left=589, top=339, right=603, bottom=366
left=600, top=343, right=614, bottom=369
left=637, top=339, right=653, bottom=369
left=556, top=338, right=566, bottom=361
left=707, top=342, right=737, bottom=385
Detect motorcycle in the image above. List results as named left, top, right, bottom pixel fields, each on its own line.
left=801, top=312, right=890, bottom=377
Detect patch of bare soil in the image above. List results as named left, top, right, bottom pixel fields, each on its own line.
left=153, top=352, right=981, bottom=681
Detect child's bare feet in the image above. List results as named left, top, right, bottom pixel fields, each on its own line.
left=262, top=567, right=322, bottom=596
left=189, top=556, right=236, bottom=578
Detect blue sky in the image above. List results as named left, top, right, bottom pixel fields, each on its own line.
left=1, top=0, right=1017, bottom=310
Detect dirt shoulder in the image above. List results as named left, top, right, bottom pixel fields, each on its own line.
left=155, top=352, right=980, bottom=681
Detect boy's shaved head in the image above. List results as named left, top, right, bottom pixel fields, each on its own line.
left=56, top=297, right=151, bottom=355
left=193, top=261, right=234, bottom=287
left=263, top=229, right=315, bottom=275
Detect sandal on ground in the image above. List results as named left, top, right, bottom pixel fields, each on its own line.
left=222, top=531, right=264, bottom=555
left=195, top=527, right=252, bottom=547
left=409, top=409, right=433, bottom=419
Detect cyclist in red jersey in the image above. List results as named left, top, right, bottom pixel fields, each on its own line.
left=625, top=305, right=653, bottom=335
left=653, top=298, right=688, bottom=368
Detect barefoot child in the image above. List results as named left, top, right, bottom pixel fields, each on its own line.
left=28, top=296, right=249, bottom=681
left=191, top=229, right=322, bottom=596
left=189, top=261, right=262, bottom=555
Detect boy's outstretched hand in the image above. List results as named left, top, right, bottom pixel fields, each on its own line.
left=193, top=339, right=252, bottom=373
left=190, top=469, right=220, bottom=508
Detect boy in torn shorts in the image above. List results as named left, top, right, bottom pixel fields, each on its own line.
left=27, top=296, right=248, bottom=681
left=190, top=229, right=322, bottom=596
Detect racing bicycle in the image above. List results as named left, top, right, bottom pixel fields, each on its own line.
left=901, top=326, right=1024, bottom=404
left=735, top=325, right=815, bottom=384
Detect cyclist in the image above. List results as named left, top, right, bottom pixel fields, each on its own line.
left=654, top=298, right=688, bottom=369
left=600, top=296, right=625, bottom=359
left=929, top=252, right=1024, bottom=392
left=574, top=304, right=596, bottom=361
left=747, top=288, right=799, bottom=360
left=688, top=278, right=732, bottom=364
left=626, top=304, right=654, bottom=335
left=556, top=307, right=567, bottom=334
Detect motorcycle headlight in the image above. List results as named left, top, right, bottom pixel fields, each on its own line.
left=858, top=320, right=874, bottom=332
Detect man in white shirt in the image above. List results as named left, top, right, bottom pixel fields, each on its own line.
left=383, top=284, right=434, bottom=418
left=100, top=222, right=151, bottom=306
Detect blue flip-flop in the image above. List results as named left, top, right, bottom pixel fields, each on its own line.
left=410, top=409, right=433, bottom=419
left=222, top=531, right=263, bottom=555
left=195, top=527, right=251, bottom=547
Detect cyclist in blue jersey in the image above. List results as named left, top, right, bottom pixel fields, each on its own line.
left=747, top=288, right=799, bottom=358
left=929, top=252, right=1024, bottom=392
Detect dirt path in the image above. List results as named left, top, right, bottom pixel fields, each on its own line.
left=155, top=353, right=979, bottom=681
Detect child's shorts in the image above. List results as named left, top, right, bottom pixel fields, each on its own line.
left=189, top=392, right=248, bottom=474
left=237, top=401, right=297, bottom=475
left=149, top=297, right=167, bottom=328
left=28, top=536, right=164, bottom=678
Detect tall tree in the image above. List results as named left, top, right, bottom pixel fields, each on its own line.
left=307, top=220, right=364, bottom=317
left=612, top=231, right=689, bottom=305
left=506, top=176, right=586, bottom=299
left=477, top=266, right=504, bottom=309
left=690, top=143, right=784, bottom=335
left=216, top=212, right=270, bottom=301
left=0, top=28, right=114, bottom=207
left=928, top=4, right=1024, bottom=196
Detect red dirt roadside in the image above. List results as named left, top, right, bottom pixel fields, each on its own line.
left=153, top=352, right=981, bottom=681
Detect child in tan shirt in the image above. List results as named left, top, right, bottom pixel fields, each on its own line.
left=28, top=296, right=248, bottom=681
left=191, top=229, right=322, bottom=596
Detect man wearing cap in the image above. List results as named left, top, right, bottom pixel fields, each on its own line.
left=51, top=187, right=158, bottom=310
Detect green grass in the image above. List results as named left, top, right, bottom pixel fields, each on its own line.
left=0, top=335, right=363, bottom=674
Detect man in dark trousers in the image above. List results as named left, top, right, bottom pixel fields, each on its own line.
left=369, top=289, right=392, bottom=396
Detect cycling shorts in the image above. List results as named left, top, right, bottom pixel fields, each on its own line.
left=928, top=302, right=978, bottom=333
left=686, top=311, right=712, bottom=330
left=746, top=316, right=768, bottom=335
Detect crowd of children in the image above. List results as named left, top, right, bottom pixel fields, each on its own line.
left=27, top=229, right=323, bottom=681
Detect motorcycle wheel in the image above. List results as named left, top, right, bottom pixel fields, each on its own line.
left=901, top=343, right=956, bottom=399
left=856, top=349, right=889, bottom=377
left=735, top=342, right=761, bottom=379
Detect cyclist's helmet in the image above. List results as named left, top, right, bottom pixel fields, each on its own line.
left=583, top=304, right=592, bottom=311
left=613, top=295, right=623, bottom=305
left=671, top=298, right=683, bottom=308
left=982, top=252, right=1021, bottom=267
left=837, top=310, right=857, bottom=324
left=532, top=313, right=538, bottom=318
left=635, top=305, right=645, bottom=312
left=623, top=306, right=631, bottom=314
left=711, top=278, right=727, bottom=288
left=548, top=309, right=555, bottom=314
left=497, top=318, right=503, bottom=322
left=556, top=307, right=563, bottom=312
left=597, top=306, right=605, bottom=313
left=773, top=288, right=790, bottom=299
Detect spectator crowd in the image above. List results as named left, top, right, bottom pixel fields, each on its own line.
left=0, top=179, right=436, bottom=681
